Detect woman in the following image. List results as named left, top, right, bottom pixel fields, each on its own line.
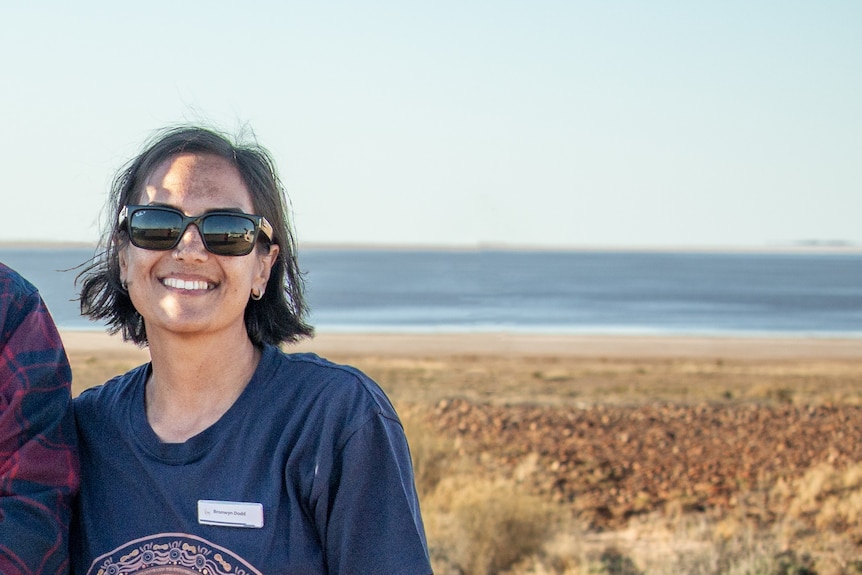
left=73, top=126, right=432, bottom=574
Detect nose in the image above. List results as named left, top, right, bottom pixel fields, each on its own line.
left=174, top=223, right=208, bottom=259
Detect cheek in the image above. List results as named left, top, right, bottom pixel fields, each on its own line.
left=237, top=262, right=261, bottom=289
left=121, top=247, right=159, bottom=282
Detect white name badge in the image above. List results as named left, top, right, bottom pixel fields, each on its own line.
left=198, top=500, right=264, bottom=528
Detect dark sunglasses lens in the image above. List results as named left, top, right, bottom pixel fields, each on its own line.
left=130, top=209, right=182, bottom=250
left=200, top=214, right=257, bottom=256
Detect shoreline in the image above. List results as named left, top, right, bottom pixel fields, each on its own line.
left=59, top=330, right=862, bottom=361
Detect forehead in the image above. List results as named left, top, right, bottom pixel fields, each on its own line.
left=138, top=153, right=253, bottom=211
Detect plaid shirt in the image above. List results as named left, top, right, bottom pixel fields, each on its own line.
left=0, top=262, right=79, bottom=575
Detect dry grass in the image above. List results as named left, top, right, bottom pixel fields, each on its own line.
left=424, top=476, right=555, bottom=575
left=403, top=411, right=558, bottom=575
left=343, top=354, right=862, bottom=409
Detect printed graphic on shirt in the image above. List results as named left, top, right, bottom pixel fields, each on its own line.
left=85, top=533, right=262, bottom=575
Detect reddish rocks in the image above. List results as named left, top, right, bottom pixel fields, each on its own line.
left=420, top=399, right=862, bottom=529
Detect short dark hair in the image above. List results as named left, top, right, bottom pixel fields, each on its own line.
left=77, top=125, right=314, bottom=346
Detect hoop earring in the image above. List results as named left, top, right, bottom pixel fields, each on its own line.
left=251, top=288, right=263, bottom=301
left=120, top=280, right=128, bottom=293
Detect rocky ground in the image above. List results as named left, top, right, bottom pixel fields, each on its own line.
left=417, top=398, right=862, bottom=530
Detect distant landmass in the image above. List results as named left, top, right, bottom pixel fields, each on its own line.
left=0, top=239, right=859, bottom=253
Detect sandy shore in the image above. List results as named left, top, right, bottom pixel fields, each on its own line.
left=59, top=330, right=862, bottom=361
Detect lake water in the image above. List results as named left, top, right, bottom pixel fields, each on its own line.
left=1, top=247, right=860, bottom=337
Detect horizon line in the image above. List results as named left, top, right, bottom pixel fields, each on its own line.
left=1, top=239, right=860, bottom=254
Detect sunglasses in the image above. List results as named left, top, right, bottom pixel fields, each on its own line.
left=119, top=205, right=274, bottom=256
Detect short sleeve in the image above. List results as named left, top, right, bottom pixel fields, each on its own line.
left=320, top=411, right=431, bottom=574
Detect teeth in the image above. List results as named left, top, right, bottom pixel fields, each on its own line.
left=163, top=278, right=211, bottom=291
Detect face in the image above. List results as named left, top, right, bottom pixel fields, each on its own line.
left=118, top=153, right=279, bottom=342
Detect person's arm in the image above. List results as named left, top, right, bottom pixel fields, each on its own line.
left=0, top=273, right=79, bottom=575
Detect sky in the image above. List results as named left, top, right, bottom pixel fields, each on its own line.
left=1, top=1, right=860, bottom=249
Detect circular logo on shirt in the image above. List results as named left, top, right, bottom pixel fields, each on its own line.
left=85, top=533, right=262, bottom=575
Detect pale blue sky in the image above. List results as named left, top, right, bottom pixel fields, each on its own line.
left=2, top=1, right=859, bottom=248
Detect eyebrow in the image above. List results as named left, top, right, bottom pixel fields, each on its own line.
left=144, top=203, right=250, bottom=215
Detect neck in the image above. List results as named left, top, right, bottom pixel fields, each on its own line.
left=144, top=329, right=262, bottom=443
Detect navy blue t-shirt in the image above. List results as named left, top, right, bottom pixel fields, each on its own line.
left=72, top=345, right=431, bottom=574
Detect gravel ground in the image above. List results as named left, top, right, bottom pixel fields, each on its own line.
left=419, top=398, right=862, bottom=530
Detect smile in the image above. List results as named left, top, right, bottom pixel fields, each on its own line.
left=162, top=278, right=215, bottom=291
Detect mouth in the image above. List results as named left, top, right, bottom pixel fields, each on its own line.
left=161, top=277, right=216, bottom=291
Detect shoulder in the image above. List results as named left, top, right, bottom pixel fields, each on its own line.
left=0, top=262, right=44, bottom=332
left=278, top=350, right=372, bottom=386
left=74, top=363, right=149, bottom=416
left=259, top=346, right=401, bottom=435
left=280, top=349, right=395, bottom=409
left=0, top=264, right=69, bottom=400
left=0, top=262, right=36, bottom=298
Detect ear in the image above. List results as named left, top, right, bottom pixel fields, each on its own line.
left=254, top=244, right=280, bottom=294
left=119, top=246, right=128, bottom=285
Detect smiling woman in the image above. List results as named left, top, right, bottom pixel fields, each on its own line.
left=71, top=125, right=433, bottom=575
left=77, top=127, right=311, bottom=347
